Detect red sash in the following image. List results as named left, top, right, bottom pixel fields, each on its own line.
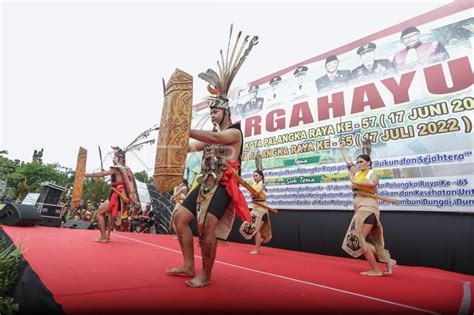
left=219, top=160, right=252, bottom=223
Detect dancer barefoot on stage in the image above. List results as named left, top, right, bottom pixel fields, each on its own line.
left=166, top=98, right=252, bottom=287
left=339, top=143, right=396, bottom=276
left=239, top=170, right=273, bottom=254
left=166, top=26, right=257, bottom=288
left=85, top=147, right=141, bottom=243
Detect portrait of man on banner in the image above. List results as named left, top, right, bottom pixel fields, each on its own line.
left=352, top=42, right=396, bottom=80
left=315, top=55, right=352, bottom=93
left=242, top=85, right=264, bottom=115
left=290, top=65, right=310, bottom=100
left=265, top=75, right=288, bottom=109
left=392, top=26, right=450, bottom=70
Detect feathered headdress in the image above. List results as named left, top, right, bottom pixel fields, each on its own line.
left=111, top=124, right=160, bottom=160
left=198, top=24, right=259, bottom=110
left=362, top=139, right=372, bottom=156
left=255, top=150, right=263, bottom=172
left=111, top=146, right=126, bottom=160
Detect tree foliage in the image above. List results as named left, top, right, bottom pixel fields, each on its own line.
left=82, top=179, right=110, bottom=208
left=32, top=148, right=44, bottom=163
left=134, top=170, right=153, bottom=184
left=0, top=149, right=68, bottom=201
left=0, top=149, right=148, bottom=205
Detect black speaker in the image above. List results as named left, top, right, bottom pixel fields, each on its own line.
left=38, top=204, right=62, bottom=217
left=40, top=216, right=62, bottom=228
left=0, top=202, right=42, bottom=226
left=63, top=220, right=93, bottom=230
left=36, top=182, right=66, bottom=206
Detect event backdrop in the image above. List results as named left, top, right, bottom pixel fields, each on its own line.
left=186, top=5, right=473, bottom=212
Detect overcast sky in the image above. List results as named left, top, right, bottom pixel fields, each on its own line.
left=1, top=0, right=451, bottom=174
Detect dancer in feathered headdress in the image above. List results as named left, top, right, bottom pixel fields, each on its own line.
left=166, top=25, right=258, bottom=288
left=84, top=125, right=158, bottom=242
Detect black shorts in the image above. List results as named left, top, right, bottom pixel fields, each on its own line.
left=181, top=184, right=231, bottom=220
left=364, top=213, right=376, bottom=225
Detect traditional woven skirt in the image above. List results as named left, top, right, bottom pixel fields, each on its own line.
left=239, top=203, right=272, bottom=243
left=341, top=196, right=390, bottom=263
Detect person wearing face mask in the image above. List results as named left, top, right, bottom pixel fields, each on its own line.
left=339, top=143, right=396, bottom=277
left=85, top=147, right=140, bottom=243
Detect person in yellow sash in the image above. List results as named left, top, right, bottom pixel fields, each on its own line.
left=169, top=180, right=189, bottom=238
left=171, top=180, right=189, bottom=205
left=239, top=170, right=272, bottom=254
left=339, top=143, right=396, bottom=276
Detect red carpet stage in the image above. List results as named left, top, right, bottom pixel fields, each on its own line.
left=3, top=225, right=473, bottom=315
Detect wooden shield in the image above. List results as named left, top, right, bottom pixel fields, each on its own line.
left=153, top=69, right=193, bottom=193
left=71, top=147, right=87, bottom=210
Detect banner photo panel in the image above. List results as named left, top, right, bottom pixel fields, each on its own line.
left=188, top=7, right=474, bottom=212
